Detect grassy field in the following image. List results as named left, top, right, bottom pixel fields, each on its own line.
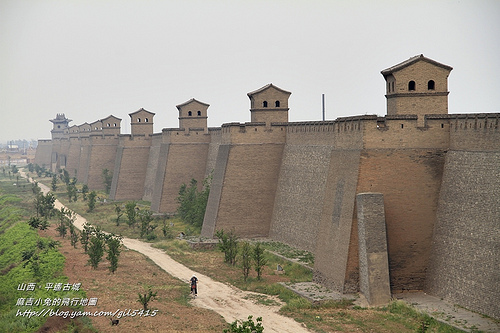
left=21, top=171, right=469, bottom=332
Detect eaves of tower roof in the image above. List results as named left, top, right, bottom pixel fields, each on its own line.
left=247, top=83, right=292, bottom=97
left=129, top=108, right=155, bottom=116
left=176, top=98, right=210, bottom=110
left=381, top=54, right=453, bottom=78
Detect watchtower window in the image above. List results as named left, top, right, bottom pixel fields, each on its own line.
left=392, top=82, right=394, bottom=92
left=114, top=123, right=117, bottom=127
left=107, top=123, right=110, bottom=127
left=197, top=111, right=201, bottom=116
left=188, top=111, right=192, bottom=116
left=263, top=101, right=268, bottom=108
left=275, top=100, right=280, bottom=107
left=137, top=118, right=141, bottom=122
left=428, top=80, right=435, bottom=90
left=145, top=118, right=149, bottom=122
left=408, top=81, right=416, bottom=91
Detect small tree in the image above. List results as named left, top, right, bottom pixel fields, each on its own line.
left=51, top=174, right=58, bottom=191
left=223, top=315, right=264, bottom=333
left=125, top=201, right=137, bottom=228
left=139, top=209, right=156, bottom=239
left=138, top=288, right=157, bottom=311
left=80, top=223, right=93, bottom=253
left=81, top=184, right=89, bottom=200
left=88, top=234, right=104, bottom=269
left=69, top=223, right=79, bottom=248
left=162, top=219, right=173, bottom=239
left=102, top=169, right=113, bottom=194
left=34, top=192, right=55, bottom=218
left=106, top=234, right=123, bottom=274
left=253, top=243, right=268, bottom=281
left=87, top=191, right=97, bottom=212
left=240, top=242, right=252, bottom=282
left=216, top=229, right=238, bottom=266
left=114, top=204, right=123, bottom=226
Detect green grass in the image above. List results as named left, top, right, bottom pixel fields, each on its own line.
left=0, top=172, right=96, bottom=333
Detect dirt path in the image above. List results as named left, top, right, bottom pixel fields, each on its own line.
left=32, top=177, right=311, bottom=333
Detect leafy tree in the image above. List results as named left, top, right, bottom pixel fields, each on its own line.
left=55, top=207, right=75, bottom=238
left=138, top=288, right=157, bottom=311
left=125, top=201, right=137, bottom=228
left=34, top=192, right=55, bottom=218
left=253, top=243, right=268, bottom=280
left=139, top=209, right=156, bottom=239
left=106, top=234, right=123, bottom=274
left=223, top=315, right=264, bottom=333
left=114, top=204, right=123, bottom=226
left=102, top=168, right=113, bottom=194
left=27, top=163, right=34, bottom=172
left=31, top=181, right=41, bottom=195
left=176, top=173, right=211, bottom=227
left=51, top=174, right=58, bottom=191
left=88, top=234, right=105, bottom=269
left=87, top=191, right=97, bottom=212
left=240, top=242, right=252, bottom=282
left=216, top=229, right=239, bottom=266
left=81, top=184, right=89, bottom=200
left=60, top=168, right=70, bottom=185
left=80, top=223, right=93, bottom=253
left=162, top=218, right=174, bottom=239
left=11, top=165, right=18, bottom=174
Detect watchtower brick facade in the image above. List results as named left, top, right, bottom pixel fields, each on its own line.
left=248, top=83, right=291, bottom=124
left=130, top=108, right=154, bottom=136
left=177, top=98, right=209, bottom=132
left=382, top=54, right=452, bottom=125
left=101, top=115, right=121, bottom=135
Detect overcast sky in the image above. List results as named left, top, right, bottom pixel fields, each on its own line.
left=1, top=0, right=499, bottom=143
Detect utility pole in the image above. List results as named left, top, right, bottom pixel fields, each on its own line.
left=322, top=94, right=325, bottom=121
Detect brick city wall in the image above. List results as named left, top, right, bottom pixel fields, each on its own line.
left=426, top=149, right=499, bottom=317
left=34, top=140, right=52, bottom=168
left=66, top=137, right=81, bottom=178
left=149, top=128, right=211, bottom=213
left=142, top=134, right=162, bottom=202
left=109, top=134, right=152, bottom=201
left=85, top=135, right=120, bottom=190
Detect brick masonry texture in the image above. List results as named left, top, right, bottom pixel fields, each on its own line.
left=35, top=56, right=500, bottom=319
left=426, top=150, right=500, bottom=319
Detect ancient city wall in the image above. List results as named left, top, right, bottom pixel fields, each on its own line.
left=426, top=119, right=500, bottom=319
left=85, top=135, right=120, bottom=190
left=66, top=136, right=81, bottom=178
left=313, top=148, right=361, bottom=293
left=34, top=140, right=52, bottom=168
left=270, top=120, right=363, bottom=253
left=77, top=137, right=91, bottom=185
left=150, top=128, right=211, bottom=213
left=109, top=134, right=152, bottom=201
left=142, top=133, right=162, bottom=202
left=448, top=113, right=500, bottom=151
left=201, top=122, right=286, bottom=238
left=205, top=128, right=221, bottom=177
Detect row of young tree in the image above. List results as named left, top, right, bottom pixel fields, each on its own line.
left=215, top=229, right=268, bottom=282
left=28, top=182, right=123, bottom=274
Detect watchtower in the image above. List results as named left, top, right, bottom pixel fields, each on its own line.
left=176, top=98, right=209, bottom=132
left=247, top=83, right=291, bottom=124
left=129, top=108, right=154, bottom=136
left=381, top=54, right=452, bottom=125
left=50, top=113, right=71, bottom=139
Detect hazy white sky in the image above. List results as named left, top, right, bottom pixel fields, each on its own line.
left=1, top=0, right=499, bottom=142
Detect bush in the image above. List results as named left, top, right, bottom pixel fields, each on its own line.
left=223, top=315, right=264, bottom=333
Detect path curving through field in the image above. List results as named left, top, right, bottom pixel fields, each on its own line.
left=30, top=175, right=311, bottom=333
